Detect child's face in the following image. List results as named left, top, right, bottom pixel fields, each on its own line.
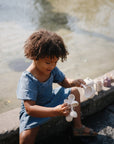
left=35, top=56, right=59, bottom=75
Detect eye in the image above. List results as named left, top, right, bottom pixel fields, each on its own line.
left=46, top=62, right=50, bottom=64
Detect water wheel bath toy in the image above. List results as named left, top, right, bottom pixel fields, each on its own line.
left=81, top=78, right=96, bottom=98
left=64, top=94, right=79, bottom=122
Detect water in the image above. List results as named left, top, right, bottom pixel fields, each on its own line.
left=0, top=0, right=114, bottom=113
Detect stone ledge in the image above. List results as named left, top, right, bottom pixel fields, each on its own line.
left=0, top=70, right=114, bottom=144
left=81, top=86, right=114, bottom=117
left=0, top=108, right=20, bottom=144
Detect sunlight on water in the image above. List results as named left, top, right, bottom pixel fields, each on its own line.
left=0, top=0, right=114, bottom=113
left=48, top=0, right=114, bottom=37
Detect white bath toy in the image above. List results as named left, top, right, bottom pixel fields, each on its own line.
left=64, top=94, right=79, bottom=122
left=95, top=80, right=103, bottom=92
left=81, top=78, right=96, bottom=98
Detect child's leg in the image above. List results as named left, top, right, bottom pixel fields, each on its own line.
left=70, top=87, right=82, bottom=128
left=20, top=126, right=39, bottom=144
left=70, top=87, right=97, bottom=135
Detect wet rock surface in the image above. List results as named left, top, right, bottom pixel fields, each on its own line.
left=36, top=104, right=114, bottom=144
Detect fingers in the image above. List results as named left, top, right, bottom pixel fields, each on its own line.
left=61, top=103, right=68, bottom=107
left=61, top=103, right=71, bottom=116
left=55, top=103, right=71, bottom=116
left=79, top=79, right=86, bottom=85
left=77, top=79, right=86, bottom=87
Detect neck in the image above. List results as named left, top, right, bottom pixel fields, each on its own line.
left=27, top=62, right=50, bottom=82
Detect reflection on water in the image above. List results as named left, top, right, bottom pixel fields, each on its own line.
left=67, top=15, right=114, bottom=42
left=48, top=0, right=114, bottom=37
left=9, top=59, right=31, bottom=72
left=0, top=0, right=114, bottom=113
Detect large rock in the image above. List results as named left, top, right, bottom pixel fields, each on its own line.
left=0, top=70, right=114, bottom=144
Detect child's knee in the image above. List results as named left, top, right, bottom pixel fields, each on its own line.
left=71, top=87, right=80, bottom=95
left=70, top=87, right=80, bottom=100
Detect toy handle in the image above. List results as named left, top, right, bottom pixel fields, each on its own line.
left=81, top=83, right=86, bottom=89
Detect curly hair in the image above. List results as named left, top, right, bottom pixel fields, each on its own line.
left=24, top=30, right=69, bottom=62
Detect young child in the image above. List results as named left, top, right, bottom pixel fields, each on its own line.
left=17, top=30, right=97, bottom=144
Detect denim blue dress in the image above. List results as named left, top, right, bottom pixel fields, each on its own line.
left=17, top=67, right=71, bottom=133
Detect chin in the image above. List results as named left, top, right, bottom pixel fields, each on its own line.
left=46, top=70, right=51, bottom=74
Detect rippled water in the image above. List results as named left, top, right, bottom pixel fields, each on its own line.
left=0, top=0, right=114, bottom=113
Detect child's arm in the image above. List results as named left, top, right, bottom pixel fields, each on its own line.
left=59, top=77, right=86, bottom=88
left=24, top=100, right=70, bottom=118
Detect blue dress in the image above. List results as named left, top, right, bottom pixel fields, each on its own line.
left=17, top=67, right=71, bottom=133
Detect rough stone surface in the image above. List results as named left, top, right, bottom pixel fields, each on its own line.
left=80, top=104, right=114, bottom=144
left=0, top=71, right=114, bottom=144
left=0, top=108, right=20, bottom=144
left=34, top=104, right=114, bottom=144
left=81, top=86, right=114, bottom=117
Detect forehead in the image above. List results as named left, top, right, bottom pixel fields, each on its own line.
left=41, top=56, right=58, bottom=62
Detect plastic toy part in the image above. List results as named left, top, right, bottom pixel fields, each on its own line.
left=103, top=77, right=111, bottom=87
left=64, top=94, right=79, bottom=122
left=95, top=80, right=103, bottom=92
left=81, top=84, right=95, bottom=98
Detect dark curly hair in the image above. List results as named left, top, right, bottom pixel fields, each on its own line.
left=24, top=30, right=69, bottom=62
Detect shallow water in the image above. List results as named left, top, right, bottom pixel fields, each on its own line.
left=0, top=0, right=114, bottom=113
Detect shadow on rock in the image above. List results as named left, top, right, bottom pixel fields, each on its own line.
left=35, top=104, right=114, bottom=144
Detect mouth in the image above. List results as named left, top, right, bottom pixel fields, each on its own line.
left=47, top=69, right=52, bottom=72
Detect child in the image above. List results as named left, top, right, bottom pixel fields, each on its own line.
left=17, top=30, right=97, bottom=144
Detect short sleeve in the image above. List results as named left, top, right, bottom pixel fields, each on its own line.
left=16, top=72, right=38, bottom=101
left=52, top=67, right=65, bottom=83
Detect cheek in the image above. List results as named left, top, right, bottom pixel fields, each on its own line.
left=38, top=63, right=46, bottom=70
left=43, top=64, right=49, bottom=69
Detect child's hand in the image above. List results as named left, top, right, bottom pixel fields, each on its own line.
left=54, top=103, right=70, bottom=116
left=75, top=79, right=86, bottom=87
